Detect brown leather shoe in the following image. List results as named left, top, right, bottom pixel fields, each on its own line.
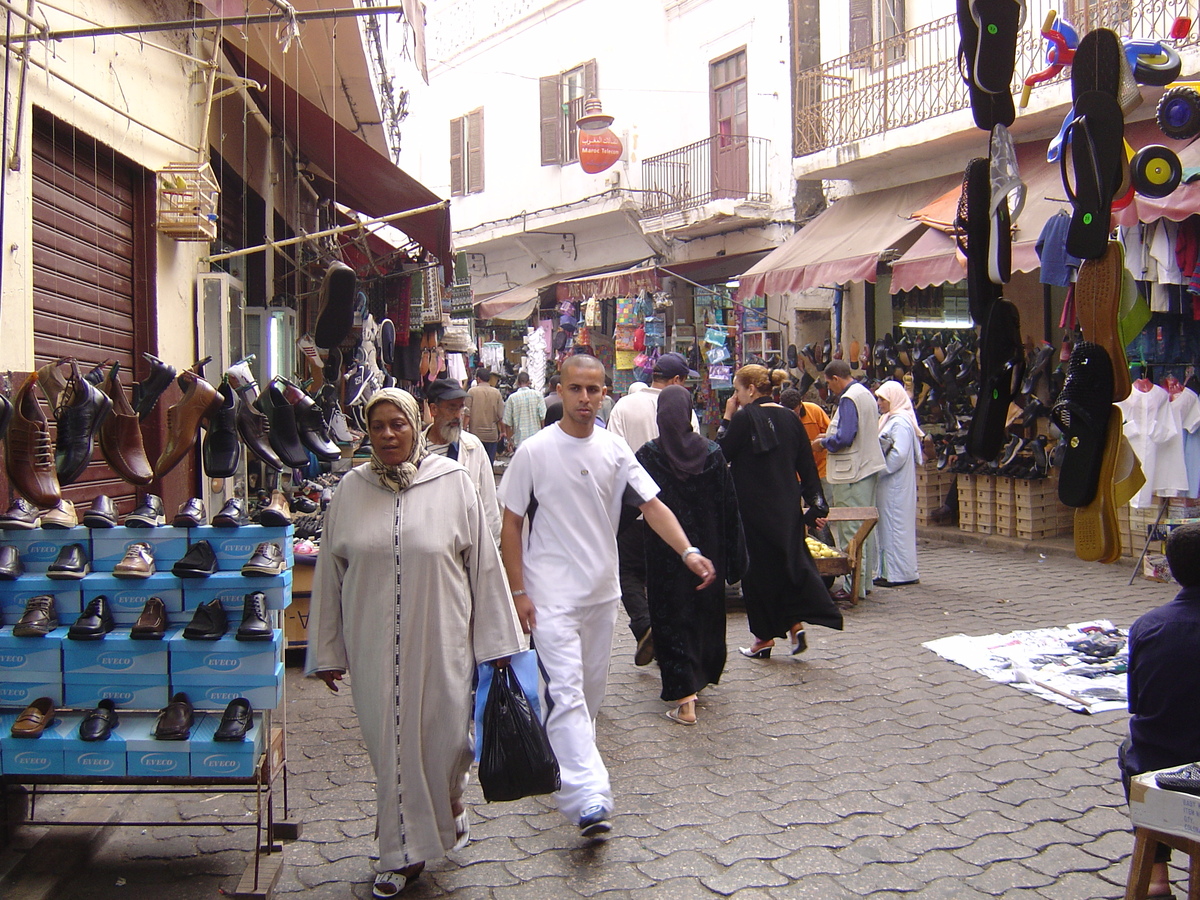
left=99, top=363, right=154, bottom=485
left=4, top=374, right=61, bottom=508
left=41, top=499, right=78, bottom=529
left=257, top=490, right=292, bottom=526
left=154, top=370, right=222, bottom=478
left=131, top=597, right=167, bottom=639
left=113, top=541, right=155, bottom=578
left=13, top=594, right=58, bottom=636
left=11, top=697, right=56, bottom=738
left=36, top=359, right=70, bottom=410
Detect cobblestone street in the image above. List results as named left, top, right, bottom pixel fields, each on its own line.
left=2, top=538, right=1181, bottom=899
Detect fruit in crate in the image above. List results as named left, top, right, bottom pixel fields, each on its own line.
left=805, top=536, right=843, bottom=558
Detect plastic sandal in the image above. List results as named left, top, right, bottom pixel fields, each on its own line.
left=1074, top=242, right=1130, bottom=401
left=373, top=872, right=406, bottom=898
left=970, top=0, right=1026, bottom=94
left=967, top=298, right=1023, bottom=461
left=1051, top=341, right=1115, bottom=509
left=956, top=0, right=1016, bottom=130
left=451, top=808, right=470, bottom=852
left=956, top=158, right=1002, bottom=326
left=1060, top=94, right=1124, bottom=260
left=665, top=698, right=697, bottom=726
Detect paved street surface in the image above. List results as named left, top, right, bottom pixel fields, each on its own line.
left=1, top=538, right=1182, bottom=899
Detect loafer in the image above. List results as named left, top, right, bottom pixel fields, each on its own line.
left=0, top=497, right=43, bottom=530
left=133, top=353, right=177, bottom=420
left=113, top=542, right=155, bottom=578
left=236, top=591, right=273, bottom=641
left=257, top=490, right=291, bottom=526
left=47, top=542, right=91, bottom=580
left=213, top=697, right=254, bottom=741
left=235, top=396, right=285, bottom=471
left=82, top=494, right=119, bottom=528
left=202, top=382, right=242, bottom=478
left=79, top=699, right=119, bottom=741
left=125, top=494, right=166, bottom=528
left=154, top=692, right=194, bottom=740
left=13, top=595, right=58, bottom=636
left=254, top=384, right=310, bottom=468
left=183, top=598, right=227, bottom=640
left=173, top=541, right=217, bottom=578
left=241, top=542, right=286, bottom=577
left=4, top=374, right=61, bottom=508
left=212, top=498, right=250, bottom=528
left=97, top=362, right=153, bottom=485
left=10, top=697, right=56, bottom=738
left=40, top=500, right=78, bottom=529
left=313, top=260, right=357, bottom=349
left=130, top=597, right=167, bottom=640
left=276, top=378, right=340, bottom=461
left=54, top=359, right=113, bottom=486
left=69, top=595, right=116, bottom=640
left=154, top=369, right=222, bottom=478
left=0, top=544, right=23, bottom=580
left=172, top=498, right=206, bottom=528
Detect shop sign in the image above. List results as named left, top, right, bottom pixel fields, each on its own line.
left=579, top=129, right=623, bottom=174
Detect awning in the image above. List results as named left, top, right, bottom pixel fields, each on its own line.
left=228, top=45, right=453, bottom=282
left=556, top=266, right=661, bottom=301
left=659, top=250, right=772, bottom=284
left=476, top=274, right=560, bottom=321
left=890, top=229, right=965, bottom=293
left=737, top=174, right=961, bottom=298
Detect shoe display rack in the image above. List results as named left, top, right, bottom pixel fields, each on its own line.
left=0, top=523, right=297, bottom=899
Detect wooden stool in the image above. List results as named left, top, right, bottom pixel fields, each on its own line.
left=1125, top=826, right=1200, bottom=899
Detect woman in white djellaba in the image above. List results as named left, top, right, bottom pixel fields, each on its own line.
left=872, top=380, right=924, bottom=587
left=305, top=388, right=525, bottom=898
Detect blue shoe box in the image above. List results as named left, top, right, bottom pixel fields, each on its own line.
left=0, top=714, right=64, bottom=775
left=0, top=673, right=63, bottom=708
left=189, top=712, right=265, bottom=778
left=0, top=576, right=83, bottom=621
left=62, top=629, right=178, bottom=677
left=63, top=673, right=168, bottom=711
left=187, top=525, right=293, bottom=572
left=54, top=714, right=126, bottom=777
left=81, top=573, right=184, bottom=626
left=122, top=713, right=201, bottom=777
left=0, top=527, right=90, bottom=573
left=172, top=662, right=284, bottom=711
left=91, top=527, right=189, bottom=572
left=169, top=630, right=281, bottom=678
left=0, top=625, right=66, bottom=672
left=181, top=570, right=291, bottom=611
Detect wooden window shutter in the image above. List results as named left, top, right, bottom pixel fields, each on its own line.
left=467, top=108, right=484, bottom=193
left=849, top=0, right=871, bottom=68
left=449, top=116, right=464, bottom=196
left=539, top=75, right=562, bottom=166
left=583, top=59, right=598, bottom=101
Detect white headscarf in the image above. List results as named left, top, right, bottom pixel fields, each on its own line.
left=364, top=388, right=428, bottom=492
left=875, top=380, right=925, bottom=440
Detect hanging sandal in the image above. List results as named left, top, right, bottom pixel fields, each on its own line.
left=666, top=698, right=697, bottom=726
left=1074, top=241, right=1130, bottom=401
left=1073, top=406, right=1124, bottom=564
left=1051, top=341, right=1115, bottom=508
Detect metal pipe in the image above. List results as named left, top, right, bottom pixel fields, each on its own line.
left=0, top=0, right=42, bottom=31
left=204, top=200, right=448, bottom=262
left=34, top=0, right=213, bottom=63
left=4, top=4, right=408, bottom=45
left=6, top=0, right=33, bottom=170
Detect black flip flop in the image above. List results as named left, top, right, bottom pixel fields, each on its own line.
left=1071, top=28, right=1123, bottom=103
left=970, top=0, right=1024, bottom=94
left=1051, top=341, right=1115, bottom=507
left=1061, top=92, right=1123, bottom=260
left=967, top=298, right=1023, bottom=461
left=956, top=0, right=1016, bottom=130
left=956, top=158, right=1002, bottom=326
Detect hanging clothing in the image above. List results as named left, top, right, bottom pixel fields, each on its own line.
left=1037, top=210, right=1083, bottom=287
left=1169, top=388, right=1200, bottom=499
left=875, top=414, right=921, bottom=584
left=1118, top=384, right=1188, bottom=508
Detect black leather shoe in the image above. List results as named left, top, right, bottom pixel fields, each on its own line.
left=47, top=542, right=91, bottom=580
left=69, top=595, right=116, bottom=640
left=125, top=494, right=165, bottom=527
left=130, top=597, right=167, bottom=640
left=183, top=598, right=227, bottom=640
left=0, top=497, right=42, bottom=530
left=241, top=542, right=285, bottom=576
left=79, top=699, right=119, bottom=741
left=213, top=697, right=254, bottom=741
left=277, top=379, right=340, bottom=461
left=154, top=692, right=194, bottom=740
left=13, top=595, right=57, bottom=636
left=202, top=382, right=242, bottom=478
left=236, top=591, right=273, bottom=641
left=172, top=498, right=205, bottom=528
left=54, top=360, right=113, bottom=486
left=235, top=397, right=285, bottom=471
left=212, top=498, right=250, bottom=528
left=255, top=384, right=310, bottom=468
left=173, top=541, right=217, bottom=578
left=0, top=545, right=22, bottom=580
left=313, top=260, right=357, bottom=349
left=82, top=494, right=118, bottom=528
left=133, top=353, right=177, bottom=420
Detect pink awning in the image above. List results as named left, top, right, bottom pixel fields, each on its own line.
left=1112, top=119, right=1200, bottom=226
left=890, top=228, right=966, bottom=293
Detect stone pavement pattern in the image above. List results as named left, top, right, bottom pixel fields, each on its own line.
left=3, top=541, right=1183, bottom=899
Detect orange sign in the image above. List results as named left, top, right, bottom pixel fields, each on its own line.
left=579, top=129, right=623, bottom=174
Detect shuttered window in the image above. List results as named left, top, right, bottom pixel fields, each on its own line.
left=449, top=108, right=484, bottom=195
left=538, top=60, right=598, bottom=166
left=850, top=0, right=906, bottom=68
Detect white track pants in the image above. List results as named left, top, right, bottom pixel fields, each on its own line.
left=532, top=599, right=618, bottom=823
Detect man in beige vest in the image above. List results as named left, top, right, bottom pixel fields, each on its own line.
left=813, top=360, right=886, bottom=601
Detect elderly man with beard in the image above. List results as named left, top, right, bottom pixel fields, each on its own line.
left=424, top=378, right=501, bottom=543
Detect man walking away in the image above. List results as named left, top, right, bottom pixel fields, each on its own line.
left=425, top=378, right=501, bottom=543
left=465, top=368, right=504, bottom=463
left=502, top=371, right=547, bottom=450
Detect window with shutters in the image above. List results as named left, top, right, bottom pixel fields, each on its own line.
left=449, top=108, right=485, bottom=196
left=849, top=0, right=905, bottom=69
left=538, top=60, right=597, bottom=166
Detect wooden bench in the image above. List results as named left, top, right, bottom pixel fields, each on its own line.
left=1125, top=827, right=1200, bottom=899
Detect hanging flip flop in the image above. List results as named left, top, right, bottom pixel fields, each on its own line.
left=967, top=298, right=1023, bottom=461
left=1074, top=241, right=1130, bottom=402
left=1051, top=341, right=1115, bottom=509
left=957, top=158, right=1003, bottom=325
left=1060, top=93, right=1123, bottom=260
left=1071, top=27, right=1142, bottom=114
left=987, top=125, right=1025, bottom=285
left=1073, top=406, right=1122, bottom=564
left=970, top=0, right=1026, bottom=94
left=956, top=0, right=1017, bottom=130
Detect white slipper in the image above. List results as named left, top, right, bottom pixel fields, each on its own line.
left=372, top=871, right=406, bottom=898
left=451, top=809, right=470, bottom=851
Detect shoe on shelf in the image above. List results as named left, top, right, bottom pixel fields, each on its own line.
left=258, top=490, right=291, bottom=527
left=97, top=362, right=153, bottom=485
left=0, top=545, right=22, bottom=580
left=41, top=500, right=78, bottom=529
left=224, top=357, right=260, bottom=404
left=10, top=697, right=56, bottom=738
left=0, top=497, right=43, bottom=530
left=241, top=542, right=285, bottom=577
left=47, top=543, right=90, bottom=580
left=153, top=692, right=194, bottom=740
left=172, top=498, right=206, bottom=528
left=212, top=497, right=250, bottom=528
left=36, top=359, right=71, bottom=411
left=79, top=698, right=118, bottom=741
left=83, top=495, right=119, bottom=528
left=236, top=591, right=273, bottom=641
left=202, top=382, right=242, bottom=478
left=113, top=542, right=155, bottom=579
left=213, top=697, right=254, bottom=742
left=313, top=260, right=357, bottom=350
left=130, top=597, right=167, bottom=640
left=236, top=395, right=285, bottom=471
left=68, top=595, right=116, bottom=640
left=254, top=383, right=311, bottom=468
left=154, top=369, right=222, bottom=478
left=578, top=805, right=612, bottom=839
left=13, top=595, right=58, bottom=636
left=276, top=378, right=341, bottom=461
left=173, top=541, right=217, bottom=578
left=125, top=494, right=166, bottom=528
left=183, top=598, right=227, bottom=640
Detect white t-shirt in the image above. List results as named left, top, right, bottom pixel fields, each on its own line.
left=499, top=423, right=660, bottom=607
left=608, top=386, right=701, bottom=454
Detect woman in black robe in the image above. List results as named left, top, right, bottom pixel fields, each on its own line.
left=637, top=386, right=747, bottom=725
left=718, top=365, right=843, bottom=658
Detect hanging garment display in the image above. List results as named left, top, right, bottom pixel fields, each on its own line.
left=1117, top=382, right=1188, bottom=507
left=480, top=341, right=505, bottom=372
left=583, top=295, right=600, bottom=327
left=523, top=327, right=547, bottom=393
left=1169, top=386, right=1200, bottom=498
left=446, top=352, right=468, bottom=384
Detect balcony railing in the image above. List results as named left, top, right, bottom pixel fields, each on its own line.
left=795, top=0, right=1199, bottom=157
left=639, top=134, right=770, bottom=218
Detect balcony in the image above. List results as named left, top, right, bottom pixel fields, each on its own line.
left=639, top=134, right=770, bottom=218
left=795, top=0, right=1199, bottom=158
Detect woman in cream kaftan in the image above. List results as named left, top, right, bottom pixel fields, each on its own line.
left=873, top=381, right=923, bottom=586
left=305, top=389, right=525, bottom=893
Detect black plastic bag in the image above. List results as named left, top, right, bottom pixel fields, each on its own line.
left=478, top=664, right=560, bottom=802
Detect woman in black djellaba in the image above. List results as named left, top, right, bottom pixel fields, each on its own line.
left=718, top=365, right=843, bottom=659
left=637, top=386, right=747, bottom=725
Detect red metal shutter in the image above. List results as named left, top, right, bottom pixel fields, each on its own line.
left=449, top=116, right=465, bottom=196
left=539, top=75, right=562, bottom=166
left=466, top=109, right=484, bottom=194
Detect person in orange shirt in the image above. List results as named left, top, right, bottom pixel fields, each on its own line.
left=780, top=388, right=830, bottom=488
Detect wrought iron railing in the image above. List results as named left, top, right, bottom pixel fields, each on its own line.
left=795, top=0, right=1198, bottom=157
left=639, top=135, right=771, bottom=218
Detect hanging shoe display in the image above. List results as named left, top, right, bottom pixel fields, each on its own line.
left=97, top=362, right=154, bottom=485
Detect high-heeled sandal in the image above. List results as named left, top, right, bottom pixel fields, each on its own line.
left=738, top=642, right=772, bottom=659
left=790, top=629, right=808, bottom=656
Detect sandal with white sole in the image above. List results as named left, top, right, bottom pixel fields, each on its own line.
left=451, top=808, right=470, bottom=851
left=373, top=872, right=407, bottom=898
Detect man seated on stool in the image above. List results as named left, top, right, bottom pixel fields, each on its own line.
left=1121, top=522, right=1200, bottom=898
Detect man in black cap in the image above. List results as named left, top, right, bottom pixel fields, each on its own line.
left=425, top=378, right=501, bottom=543
left=607, top=351, right=700, bottom=665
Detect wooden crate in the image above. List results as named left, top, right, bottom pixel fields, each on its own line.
left=958, top=474, right=978, bottom=533
left=976, top=475, right=997, bottom=529
left=915, top=461, right=953, bottom=526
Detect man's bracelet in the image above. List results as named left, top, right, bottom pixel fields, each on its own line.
left=681, top=547, right=701, bottom=561
left=511, top=589, right=528, bottom=597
